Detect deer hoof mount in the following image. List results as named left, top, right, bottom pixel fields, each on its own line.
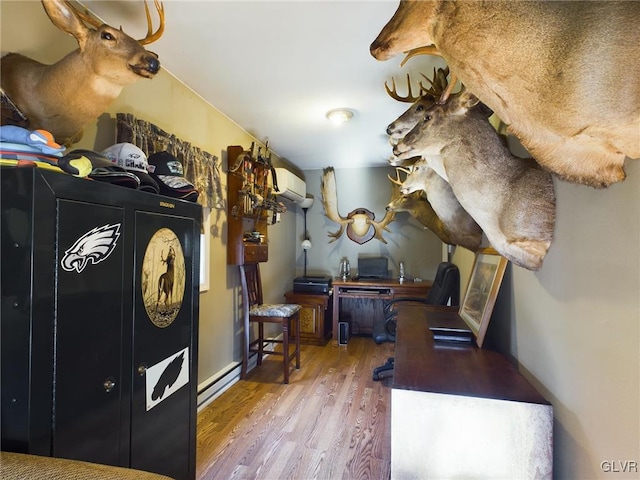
left=321, top=167, right=396, bottom=245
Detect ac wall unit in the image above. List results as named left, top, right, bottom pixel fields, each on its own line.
left=272, top=167, right=306, bottom=203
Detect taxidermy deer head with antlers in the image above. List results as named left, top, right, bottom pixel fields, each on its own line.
left=1, top=0, right=165, bottom=146
left=383, top=67, right=483, bottom=253
left=321, top=167, right=396, bottom=245
left=387, top=166, right=483, bottom=252
left=393, top=90, right=556, bottom=270
left=371, top=0, right=640, bottom=188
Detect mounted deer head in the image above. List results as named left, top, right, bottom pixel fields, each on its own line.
left=386, top=67, right=450, bottom=145
left=321, top=167, right=396, bottom=245
left=383, top=67, right=482, bottom=252
left=1, top=0, right=164, bottom=146
left=394, top=91, right=556, bottom=270
left=387, top=167, right=482, bottom=252
left=385, top=67, right=463, bottom=170
left=371, top=0, right=640, bottom=188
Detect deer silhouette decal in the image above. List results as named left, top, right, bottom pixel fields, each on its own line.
left=157, top=246, right=175, bottom=309
left=141, top=228, right=186, bottom=328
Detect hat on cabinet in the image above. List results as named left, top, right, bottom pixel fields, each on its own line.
left=66, top=149, right=140, bottom=189
left=101, top=143, right=159, bottom=194
left=147, top=151, right=199, bottom=202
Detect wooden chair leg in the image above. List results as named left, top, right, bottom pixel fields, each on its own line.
left=242, top=314, right=249, bottom=380
left=294, top=312, right=301, bottom=370
left=257, top=322, right=264, bottom=366
left=282, top=318, right=290, bottom=384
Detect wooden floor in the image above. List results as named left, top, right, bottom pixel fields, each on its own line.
left=196, top=337, right=395, bottom=480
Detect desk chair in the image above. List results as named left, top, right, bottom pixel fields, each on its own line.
left=372, top=261, right=460, bottom=380
left=239, top=263, right=301, bottom=384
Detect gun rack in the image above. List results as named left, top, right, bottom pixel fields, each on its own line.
left=226, top=143, right=286, bottom=265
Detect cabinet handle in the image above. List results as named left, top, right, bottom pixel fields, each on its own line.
left=103, top=378, right=116, bottom=393
left=137, top=364, right=147, bottom=376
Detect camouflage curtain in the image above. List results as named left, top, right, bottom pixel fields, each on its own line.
left=116, top=113, right=224, bottom=209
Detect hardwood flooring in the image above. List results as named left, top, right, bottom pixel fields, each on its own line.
left=196, top=337, right=395, bottom=480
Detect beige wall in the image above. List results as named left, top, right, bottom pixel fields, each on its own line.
left=3, top=2, right=639, bottom=478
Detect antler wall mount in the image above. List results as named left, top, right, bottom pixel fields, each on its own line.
left=321, top=167, right=396, bottom=245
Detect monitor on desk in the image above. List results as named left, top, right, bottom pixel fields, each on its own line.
left=357, top=256, right=389, bottom=280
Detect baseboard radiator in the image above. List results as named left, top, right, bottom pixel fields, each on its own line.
left=196, top=336, right=281, bottom=412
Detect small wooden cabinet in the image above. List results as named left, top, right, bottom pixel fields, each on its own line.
left=284, top=292, right=333, bottom=346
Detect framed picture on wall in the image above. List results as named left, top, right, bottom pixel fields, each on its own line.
left=460, top=247, right=508, bottom=347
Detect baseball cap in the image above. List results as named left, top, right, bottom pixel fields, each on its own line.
left=66, top=149, right=140, bottom=189
left=147, top=151, right=199, bottom=202
left=101, top=143, right=159, bottom=194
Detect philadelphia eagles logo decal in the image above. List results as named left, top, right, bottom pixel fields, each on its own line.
left=61, top=224, right=121, bottom=273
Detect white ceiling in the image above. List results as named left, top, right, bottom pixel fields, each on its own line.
left=83, top=0, right=443, bottom=171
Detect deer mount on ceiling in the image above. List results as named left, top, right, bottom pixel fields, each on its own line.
left=321, top=167, right=396, bottom=245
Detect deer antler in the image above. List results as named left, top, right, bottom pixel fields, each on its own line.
left=321, top=167, right=352, bottom=243
left=401, top=45, right=442, bottom=66
left=66, top=0, right=164, bottom=45
left=322, top=167, right=397, bottom=244
left=385, top=73, right=429, bottom=103
left=139, top=0, right=165, bottom=45
left=387, top=166, right=412, bottom=186
left=386, top=67, right=453, bottom=106
left=401, top=46, right=458, bottom=104
left=369, top=209, right=397, bottom=244
left=419, top=67, right=450, bottom=98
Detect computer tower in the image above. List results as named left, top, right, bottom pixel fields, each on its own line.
left=338, top=321, right=350, bottom=345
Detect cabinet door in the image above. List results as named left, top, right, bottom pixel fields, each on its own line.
left=285, top=293, right=332, bottom=346
left=54, top=200, right=126, bottom=465
left=130, top=211, right=197, bottom=480
left=299, top=304, right=319, bottom=335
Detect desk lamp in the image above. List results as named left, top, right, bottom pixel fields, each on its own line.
left=299, top=196, right=314, bottom=278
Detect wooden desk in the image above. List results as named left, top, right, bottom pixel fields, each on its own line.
left=391, top=305, right=553, bottom=479
left=331, top=278, right=431, bottom=343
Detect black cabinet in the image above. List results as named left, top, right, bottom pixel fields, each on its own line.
left=1, top=167, right=200, bottom=480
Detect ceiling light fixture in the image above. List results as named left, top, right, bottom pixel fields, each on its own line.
left=326, top=108, right=354, bottom=125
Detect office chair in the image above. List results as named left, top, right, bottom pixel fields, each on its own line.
left=372, top=261, right=460, bottom=380
left=239, top=263, right=301, bottom=384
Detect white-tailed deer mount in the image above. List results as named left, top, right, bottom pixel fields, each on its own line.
left=321, top=167, right=396, bottom=245
left=386, top=67, right=450, bottom=145
left=371, top=1, right=640, bottom=188
left=394, top=91, right=556, bottom=270
left=1, top=0, right=165, bottom=147
left=384, top=67, right=483, bottom=252
left=387, top=167, right=482, bottom=252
